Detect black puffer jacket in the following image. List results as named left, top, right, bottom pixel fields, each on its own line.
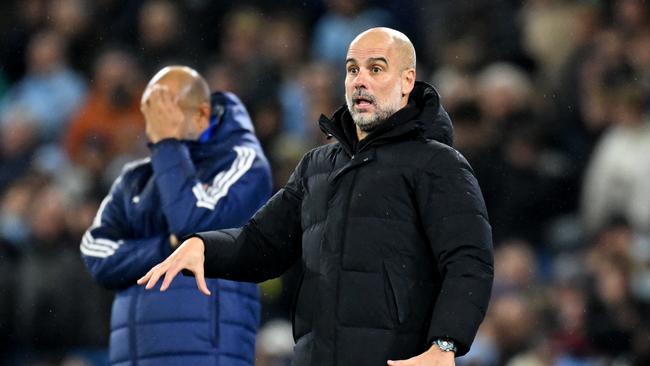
left=197, top=82, right=494, bottom=365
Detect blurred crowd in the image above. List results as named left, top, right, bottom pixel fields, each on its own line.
left=0, top=0, right=649, bottom=365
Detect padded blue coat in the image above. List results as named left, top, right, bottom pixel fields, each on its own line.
left=81, top=92, right=272, bottom=366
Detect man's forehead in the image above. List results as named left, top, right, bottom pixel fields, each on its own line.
left=346, top=47, right=393, bottom=63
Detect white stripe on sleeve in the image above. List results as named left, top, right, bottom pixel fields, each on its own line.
left=80, top=231, right=124, bottom=258
left=193, top=146, right=256, bottom=210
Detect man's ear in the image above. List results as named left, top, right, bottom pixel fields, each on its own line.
left=197, top=102, right=211, bottom=130
left=401, top=68, right=416, bottom=96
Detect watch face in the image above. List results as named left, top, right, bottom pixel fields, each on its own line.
left=435, top=339, right=457, bottom=352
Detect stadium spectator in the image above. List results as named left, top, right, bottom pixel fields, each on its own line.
left=0, top=30, right=86, bottom=142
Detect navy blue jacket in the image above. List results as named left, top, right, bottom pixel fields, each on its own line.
left=81, top=92, right=272, bottom=366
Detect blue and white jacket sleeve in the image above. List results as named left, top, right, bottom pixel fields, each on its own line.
left=80, top=175, right=172, bottom=290
left=149, top=139, right=272, bottom=238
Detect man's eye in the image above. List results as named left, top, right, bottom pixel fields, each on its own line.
left=371, top=67, right=382, bottom=73
left=348, top=67, right=358, bottom=74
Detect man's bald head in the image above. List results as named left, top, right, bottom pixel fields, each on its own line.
left=349, top=27, right=416, bottom=71
left=145, top=65, right=210, bottom=109
left=345, top=27, right=417, bottom=139
left=142, top=65, right=212, bottom=142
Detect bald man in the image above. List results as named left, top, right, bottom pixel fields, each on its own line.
left=139, top=29, right=493, bottom=365
left=81, top=66, right=272, bottom=366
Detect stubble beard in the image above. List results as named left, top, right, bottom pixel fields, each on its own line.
left=346, top=84, right=404, bottom=133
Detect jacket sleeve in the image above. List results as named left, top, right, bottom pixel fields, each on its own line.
left=190, top=153, right=307, bottom=283
left=415, top=146, right=494, bottom=356
left=149, top=139, right=272, bottom=237
left=80, top=175, right=172, bottom=290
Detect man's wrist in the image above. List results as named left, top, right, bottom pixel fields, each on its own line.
left=432, top=338, right=457, bottom=354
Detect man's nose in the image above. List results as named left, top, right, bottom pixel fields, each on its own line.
left=352, top=69, right=369, bottom=89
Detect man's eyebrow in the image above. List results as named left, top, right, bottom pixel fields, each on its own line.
left=345, top=57, right=389, bottom=65
left=368, top=57, right=388, bottom=65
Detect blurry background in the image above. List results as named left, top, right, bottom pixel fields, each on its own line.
left=1, top=0, right=650, bottom=365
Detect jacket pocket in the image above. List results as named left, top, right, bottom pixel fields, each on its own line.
left=292, top=270, right=317, bottom=341
left=383, top=260, right=411, bottom=325
left=338, top=270, right=393, bottom=329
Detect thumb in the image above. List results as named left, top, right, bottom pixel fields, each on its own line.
left=387, top=360, right=410, bottom=366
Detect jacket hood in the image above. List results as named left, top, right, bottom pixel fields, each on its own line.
left=202, top=91, right=256, bottom=142
left=185, top=91, right=259, bottom=160
left=319, top=81, right=453, bottom=154
left=408, top=81, right=454, bottom=145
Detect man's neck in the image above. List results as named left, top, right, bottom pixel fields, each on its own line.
left=356, top=127, right=368, bottom=141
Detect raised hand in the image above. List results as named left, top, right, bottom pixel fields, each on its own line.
left=140, top=84, right=186, bottom=143
left=136, top=236, right=211, bottom=295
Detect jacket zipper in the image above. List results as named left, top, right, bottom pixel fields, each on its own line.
left=332, top=165, right=359, bottom=364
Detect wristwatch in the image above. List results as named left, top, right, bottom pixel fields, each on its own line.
left=432, top=338, right=457, bottom=353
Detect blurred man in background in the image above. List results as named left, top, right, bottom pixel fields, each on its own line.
left=81, top=65, right=272, bottom=366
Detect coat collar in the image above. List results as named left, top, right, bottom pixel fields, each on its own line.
left=319, top=81, right=453, bottom=156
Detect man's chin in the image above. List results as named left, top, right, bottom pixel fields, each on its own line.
left=354, top=105, right=374, bottom=113
left=353, top=117, right=381, bottom=133
left=351, top=112, right=375, bottom=123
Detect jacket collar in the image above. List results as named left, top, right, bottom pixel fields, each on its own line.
left=189, top=91, right=256, bottom=159
left=319, top=81, right=453, bottom=156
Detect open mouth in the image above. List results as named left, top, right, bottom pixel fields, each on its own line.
left=353, top=96, right=374, bottom=108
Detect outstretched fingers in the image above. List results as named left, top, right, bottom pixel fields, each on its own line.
left=146, top=269, right=165, bottom=290
left=136, top=237, right=208, bottom=295
left=194, top=266, right=211, bottom=296
left=141, top=262, right=170, bottom=290
left=136, top=268, right=153, bottom=286
left=160, top=264, right=182, bottom=291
